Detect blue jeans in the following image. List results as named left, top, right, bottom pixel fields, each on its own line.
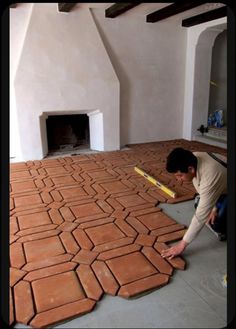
left=194, top=194, right=227, bottom=235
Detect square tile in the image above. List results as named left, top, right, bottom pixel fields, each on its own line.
left=116, top=194, right=146, bottom=207
left=14, top=194, right=42, bottom=208
left=71, top=202, right=103, bottom=218
left=137, top=211, right=176, bottom=230
left=18, top=211, right=52, bottom=230
left=86, top=223, right=125, bottom=245
left=106, top=251, right=157, bottom=285
left=24, top=236, right=65, bottom=262
left=32, top=271, right=85, bottom=312
left=60, top=187, right=87, bottom=200
left=11, top=180, right=36, bottom=192
left=101, top=181, right=130, bottom=194
left=52, top=176, right=76, bottom=186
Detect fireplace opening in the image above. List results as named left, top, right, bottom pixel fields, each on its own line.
left=46, top=114, right=90, bottom=155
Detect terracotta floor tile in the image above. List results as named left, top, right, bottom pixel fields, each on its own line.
left=30, top=299, right=96, bottom=328
left=137, top=211, right=177, bottom=230
left=76, top=264, right=103, bottom=300
left=17, top=211, right=52, bottom=230
left=14, top=281, right=34, bottom=324
left=14, top=194, right=42, bottom=208
left=85, top=223, right=125, bottom=245
left=118, top=273, right=170, bottom=298
left=9, top=140, right=226, bottom=328
left=70, top=202, right=104, bottom=218
left=24, top=236, right=65, bottom=262
left=106, top=251, right=157, bottom=285
left=100, top=181, right=131, bottom=194
left=32, top=271, right=85, bottom=312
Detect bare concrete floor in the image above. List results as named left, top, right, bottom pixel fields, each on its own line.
left=15, top=200, right=227, bottom=329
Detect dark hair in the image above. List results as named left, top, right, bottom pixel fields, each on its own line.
left=166, top=147, right=197, bottom=173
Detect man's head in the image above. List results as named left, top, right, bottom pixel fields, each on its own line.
left=166, top=147, right=197, bottom=182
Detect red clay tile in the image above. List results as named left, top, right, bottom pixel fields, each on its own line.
left=24, top=262, right=77, bottom=282
left=49, top=208, right=64, bottom=224
left=17, top=211, right=52, bottom=230
left=142, top=246, right=173, bottom=275
left=71, top=202, right=104, bottom=218
left=76, top=264, right=103, bottom=300
left=59, top=186, right=88, bottom=201
left=10, top=242, right=26, bottom=269
left=32, top=271, right=85, bottom=312
left=85, top=223, right=125, bottom=245
left=24, top=236, right=65, bottom=262
left=72, top=249, right=98, bottom=264
left=135, top=234, right=156, bottom=246
left=59, top=231, right=80, bottom=255
left=126, top=216, right=149, bottom=234
left=154, top=242, right=186, bottom=270
left=14, top=281, right=35, bottom=324
left=115, top=218, right=138, bottom=237
left=16, top=224, right=58, bottom=237
left=60, top=206, right=76, bottom=222
left=106, top=251, right=157, bottom=285
left=58, top=221, right=78, bottom=232
left=79, top=217, right=114, bottom=229
left=92, top=261, right=119, bottom=296
left=137, top=211, right=177, bottom=230
left=116, top=194, right=148, bottom=208
left=73, top=228, right=94, bottom=250
left=100, top=181, right=131, bottom=194
left=10, top=268, right=26, bottom=287
left=30, top=299, right=96, bottom=328
left=151, top=223, right=186, bottom=237
left=14, top=194, right=42, bottom=208
left=118, top=273, right=170, bottom=298
left=93, top=237, right=134, bottom=253
left=98, top=244, right=141, bottom=261
left=156, top=229, right=187, bottom=243
left=10, top=140, right=224, bottom=328
left=11, top=180, right=36, bottom=193
left=22, top=254, right=73, bottom=272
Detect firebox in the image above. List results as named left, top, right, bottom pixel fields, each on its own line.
left=46, top=114, right=90, bottom=154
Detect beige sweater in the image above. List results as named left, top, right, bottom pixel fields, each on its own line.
left=183, top=152, right=227, bottom=244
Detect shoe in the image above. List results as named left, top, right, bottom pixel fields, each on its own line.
left=205, top=223, right=226, bottom=241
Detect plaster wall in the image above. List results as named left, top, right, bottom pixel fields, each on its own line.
left=182, top=17, right=227, bottom=140
left=91, top=7, right=187, bottom=146
left=13, top=3, right=119, bottom=160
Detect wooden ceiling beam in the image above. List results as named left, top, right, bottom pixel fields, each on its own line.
left=105, top=3, right=142, bottom=18
left=58, top=3, right=77, bottom=12
left=146, top=2, right=207, bottom=23
left=182, top=6, right=227, bottom=27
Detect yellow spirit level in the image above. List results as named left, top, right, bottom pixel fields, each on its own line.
left=134, top=166, right=177, bottom=198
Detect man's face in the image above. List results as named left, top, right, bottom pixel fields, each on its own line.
left=174, top=167, right=196, bottom=182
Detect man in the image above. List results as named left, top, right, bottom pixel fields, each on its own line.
left=161, top=147, right=227, bottom=260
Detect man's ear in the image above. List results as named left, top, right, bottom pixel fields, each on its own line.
left=188, top=166, right=195, bottom=175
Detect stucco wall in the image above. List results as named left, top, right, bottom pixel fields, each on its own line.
left=91, top=7, right=187, bottom=146
left=11, top=4, right=188, bottom=161
left=13, top=3, right=119, bottom=160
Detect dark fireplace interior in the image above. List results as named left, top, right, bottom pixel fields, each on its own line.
left=46, top=114, right=90, bottom=153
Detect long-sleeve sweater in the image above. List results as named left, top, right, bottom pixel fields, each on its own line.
left=183, top=152, right=227, bottom=244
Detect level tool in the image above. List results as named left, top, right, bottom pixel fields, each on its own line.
left=134, top=166, right=177, bottom=198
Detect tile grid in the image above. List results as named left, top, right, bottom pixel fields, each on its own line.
left=9, top=139, right=226, bottom=328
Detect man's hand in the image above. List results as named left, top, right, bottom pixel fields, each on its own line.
left=161, top=240, right=188, bottom=260
left=206, top=208, right=218, bottom=225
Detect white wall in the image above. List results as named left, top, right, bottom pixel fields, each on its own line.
left=11, top=3, right=189, bottom=161
left=12, top=4, right=119, bottom=160
left=91, top=7, right=187, bottom=146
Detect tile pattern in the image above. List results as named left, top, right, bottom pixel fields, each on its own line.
left=9, top=139, right=226, bottom=328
